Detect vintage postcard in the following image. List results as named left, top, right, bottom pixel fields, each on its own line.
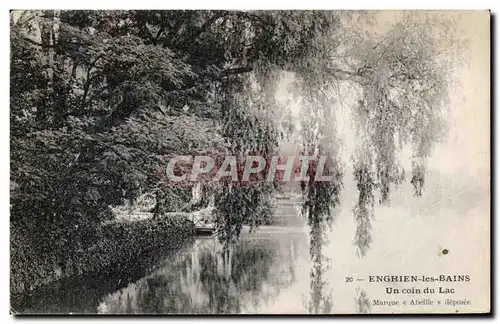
left=10, top=9, right=490, bottom=314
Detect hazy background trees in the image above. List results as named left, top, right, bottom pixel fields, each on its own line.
left=10, top=10, right=466, bottom=263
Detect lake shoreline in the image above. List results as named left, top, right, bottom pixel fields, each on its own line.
left=11, top=216, right=195, bottom=312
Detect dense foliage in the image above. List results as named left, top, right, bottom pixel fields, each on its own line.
left=11, top=10, right=336, bottom=253
left=11, top=10, right=465, bottom=295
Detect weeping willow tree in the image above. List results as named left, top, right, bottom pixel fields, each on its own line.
left=214, top=74, right=281, bottom=247
left=291, top=61, right=343, bottom=314
left=266, top=12, right=467, bottom=312
left=210, top=12, right=343, bottom=248
left=346, top=13, right=467, bottom=256
left=177, top=11, right=456, bottom=315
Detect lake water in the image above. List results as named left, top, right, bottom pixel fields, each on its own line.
left=15, top=171, right=489, bottom=314
left=17, top=225, right=317, bottom=314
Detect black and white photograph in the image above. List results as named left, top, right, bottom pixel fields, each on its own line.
left=8, top=9, right=491, bottom=315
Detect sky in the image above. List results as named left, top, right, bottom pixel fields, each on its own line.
left=275, top=11, right=490, bottom=183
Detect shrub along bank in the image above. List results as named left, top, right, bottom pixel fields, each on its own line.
left=11, top=215, right=194, bottom=299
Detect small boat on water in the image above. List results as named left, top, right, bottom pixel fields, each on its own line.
left=191, top=207, right=216, bottom=236
left=195, top=227, right=216, bottom=235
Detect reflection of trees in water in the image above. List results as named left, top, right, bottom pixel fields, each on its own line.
left=307, top=219, right=333, bottom=314
left=300, top=144, right=342, bottom=314
left=355, top=289, right=371, bottom=314
left=98, top=239, right=300, bottom=314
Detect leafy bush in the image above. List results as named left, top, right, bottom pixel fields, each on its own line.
left=11, top=216, right=194, bottom=296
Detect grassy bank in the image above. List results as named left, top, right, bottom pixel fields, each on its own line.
left=10, top=215, right=195, bottom=300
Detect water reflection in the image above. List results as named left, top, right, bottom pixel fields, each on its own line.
left=355, top=289, right=371, bottom=314
left=300, top=160, right=340, bottom=314
left=307, top=220, right=333, bottom=314
left=98, top=232, right=307, bottom=314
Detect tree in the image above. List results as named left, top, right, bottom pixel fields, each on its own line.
left=10, top=10, right=342, bottom=258
left=345, top=12, right=466, bottom=255
left=10, top=10, right=466, bottom=262
left=282, top=12, right=466, bottom=256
